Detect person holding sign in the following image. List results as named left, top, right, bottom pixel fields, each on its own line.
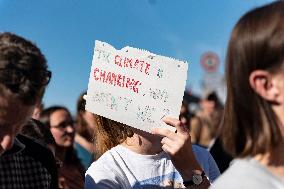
left=85, top=115, right=220, bottom=188
left=210, top=1, right=284, bottom=188
left=85, top=40, right=219, bottom=188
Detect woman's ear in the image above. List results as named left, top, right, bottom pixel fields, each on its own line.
left=249, top=70, right=279, bottom=103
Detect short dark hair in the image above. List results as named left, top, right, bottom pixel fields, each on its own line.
left=222, top=1, right=284, bottom=157
left=21, top=118, right=56, bottom=147
left=0, top=32, right=50, bottom=105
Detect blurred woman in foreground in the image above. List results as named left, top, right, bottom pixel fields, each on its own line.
left=211, top=1, right=284, bottom=188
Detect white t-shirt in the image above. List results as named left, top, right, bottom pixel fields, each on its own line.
left=211, top=158, right=284, bottom=189
left=85, top=144, right=220, bottom=188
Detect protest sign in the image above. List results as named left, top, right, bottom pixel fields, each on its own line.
left=86, top=41, right=188, bottom=132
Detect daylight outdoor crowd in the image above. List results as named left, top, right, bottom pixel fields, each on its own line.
left=0, top=1, right=284, bottom=189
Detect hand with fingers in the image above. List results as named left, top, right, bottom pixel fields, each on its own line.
left=151, top=117, right=210, bottom=189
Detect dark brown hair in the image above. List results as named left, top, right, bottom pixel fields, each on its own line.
left=40, top=106, right=82, bottom=165
left=21, top=118, right=56, bottom=146
left=0, top=32, right=49, bottom=105
left=40, top=106, right=71, bottom=128
left=222, top=1, right=284, bottom=157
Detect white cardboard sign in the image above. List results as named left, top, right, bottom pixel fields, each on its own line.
left=86, top=41, right=188, bottom=132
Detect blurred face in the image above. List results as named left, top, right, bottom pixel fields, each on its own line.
left=200, top=99, right=215, bottom=115
left=49, top=109, right=75, bottom=147
left=270, top=66, right=284, bottom=136
left=82, top=111, right=98, bottom=130
left=32, top=103, right=43, bottom=120
left=0, top=96, right=34, bottom=155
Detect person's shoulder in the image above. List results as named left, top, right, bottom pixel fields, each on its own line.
left=210, top=159, right=249, bottom=188
left=85, top=147, right=125, bottom=188
left=86, top=146, right=120, bottom=174
left=192, top=144, right=210, bottom=156
left=190, top=116, right=201, bottom=125
left=86, top=145, right=134, bottom=177
left=210, top=172, right=240, bottom=189
left=17, top=134, right=52, bottom=156
left=16, top=134, right=57, bottom=172
left=15, top=134, right=59, bottom=189
left=211, top=158, right=278, bottom=189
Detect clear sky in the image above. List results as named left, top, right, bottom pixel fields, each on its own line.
left=0, top=0, right=274, bottom=114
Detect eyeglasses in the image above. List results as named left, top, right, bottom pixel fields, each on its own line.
left=0, top=68, right=52, bottom=86
left=50, top=120, right=74, bottom=130
left=29, top=69, right=52, bottom=86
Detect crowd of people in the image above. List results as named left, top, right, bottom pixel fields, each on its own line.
left=0, top=1, right=284, bottom=188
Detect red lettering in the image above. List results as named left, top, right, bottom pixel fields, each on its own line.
left=112, top=73, right=117, bottom=86
left=117, top=74, right=123, bottom=87
left=132, top=80, right=141, bottom=93
left=93, top=68, right=100, bottom=80
left=100, top=70, right=106, bottom=82
left=145, top=63, right=151, bottom=75
left=92, top=67, right=142, bottom=94
left=122, top=75, right=125, bottom=87
left=126, top=78, right=132, bottom=89
left=124, top=57, right=133, bottom=68
left=114, top=55, right=122, bottom=67
left=139, top=60, right=144, bottom=73
left=134, top=59, right=139, bottom=70
left=105, top=72, right=112, bottom=84
left=113, top=55, right=151, bottom=76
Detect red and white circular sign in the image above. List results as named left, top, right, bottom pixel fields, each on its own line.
left=200, top=52, right=220, bottom=73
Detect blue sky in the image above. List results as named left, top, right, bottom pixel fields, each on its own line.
left=0, top=0, right=274, bottom=114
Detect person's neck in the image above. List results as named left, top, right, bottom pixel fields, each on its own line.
left=121, top=128, right=163, bottom=155
left=74, top=134, right=94, bottom=153
left=55, top=146, right=67, bottom=162
left=254, top=140, right=284, bottom=179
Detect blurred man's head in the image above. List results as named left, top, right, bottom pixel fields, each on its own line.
left=0, top=32, right=51, bottom=153
left=40, top=106, right=75, bottom=148
left=200, top=91, right=222, bottom=115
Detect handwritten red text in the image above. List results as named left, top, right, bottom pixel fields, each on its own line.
left=114, top=55, right=151, bottom=75
left=93, top=67, right=141, bottom=94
